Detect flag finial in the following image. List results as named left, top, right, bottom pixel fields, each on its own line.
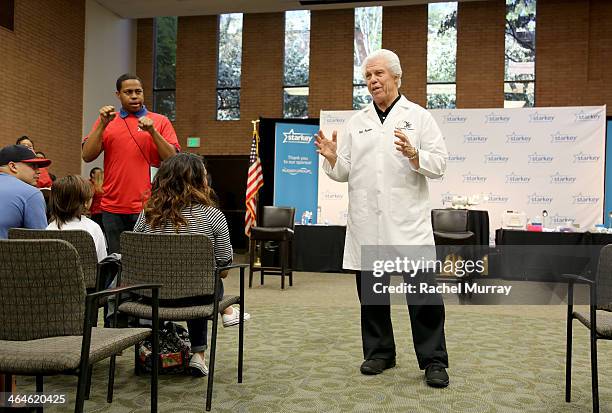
left=251, top=119, right=260, bottom=132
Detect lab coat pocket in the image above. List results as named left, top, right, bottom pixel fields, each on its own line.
left=348, top=189, right=369, bottom=224
left=390, top=187, right=421, bottom=226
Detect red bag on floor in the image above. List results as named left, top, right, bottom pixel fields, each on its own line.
left=137, top=321, right=191, bottom=374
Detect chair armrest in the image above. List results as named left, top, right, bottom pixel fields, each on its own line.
left=217, top=263, right=249, bottom=273
left=79, top=284, right=161, bottom=375
left=85, top=283, right=162, bottom=305
left=560, top=273, right=594, bottom=284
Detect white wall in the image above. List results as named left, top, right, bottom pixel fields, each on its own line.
left=81, top=0, right=137, bottom=176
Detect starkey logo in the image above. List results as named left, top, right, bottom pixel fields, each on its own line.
left=487, top=192, right=509, bottom=203
left=462, top=172, right=487, bottom=184
left=485, top=112, right=510, bottom=123
left=573, top=152, right=600, bottom=163
left=322, top=190, right=344, bottom=201
left=463, top=132, right=488, bottom=143
left=550, top=132, right=577, bottom=143
left=505, top=172, right=531, bottom=184
left=529, top=111, right=555, bottom=123
left=550, top=213, right=575, bottom=226
left=572, top=193, right=600, bottom=205
left=484, top=152, right=509, bottom=164
left=574, top=110, right=602, bottom=122
left=528, top=152, right=554, bottom=163
left=447, top=153, right=467, bottom=163
left=527, top=193, right=553, bottom=205
left=549, top=172, right=576, bottom=184
left=282, top=129, right=313, bottom=144
left=321, top=115, right=345, bottom=125
left=505, top=132, right=531, bottom=144
left=442, top=113, right=467, bottom=123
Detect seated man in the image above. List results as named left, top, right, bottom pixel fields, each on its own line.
left=0, top=144, right=51, bottom=238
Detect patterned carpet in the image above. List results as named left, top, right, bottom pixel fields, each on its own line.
left=16, top=272, right=612, bottom=412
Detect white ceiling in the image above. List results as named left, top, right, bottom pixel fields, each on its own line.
left=95, top=0, right=482, bottom=19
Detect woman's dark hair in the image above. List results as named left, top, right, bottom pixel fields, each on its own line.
left=49, top=175, right=94, bottom=229
left=143, top=153, right=217, bottom=231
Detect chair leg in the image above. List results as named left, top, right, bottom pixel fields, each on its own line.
left=85, top=366, right=93, bottom=399
left=107, top=355, right=117, bottom=403
left=151, top=315, right=159, bottom=413
left=590, top=322, right=599, bottom=413
left=75, top=364, right=89, bottom=413
left=206, top=314, right=220, bottom=411
left=134, top=343, right=140, bottom=375
left=261, top=270, right=265, bottom=285
left=280, top=241, right=286, bottom=289
left=289, top=240, right=293, bottom=287
left=565, top=316, right=573, bottom=402
left=36, top=375, right=43, bottom=413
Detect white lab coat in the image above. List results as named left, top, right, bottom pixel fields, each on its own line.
left=323, top=96, right=448, bottom=270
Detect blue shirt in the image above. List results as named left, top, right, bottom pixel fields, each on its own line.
left=0, top=173, right=47, bottom=238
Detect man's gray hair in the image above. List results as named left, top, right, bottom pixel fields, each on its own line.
left=361, top=49, right=402, bottom=88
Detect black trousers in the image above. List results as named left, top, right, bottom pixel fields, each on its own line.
left=355, top=271, right=448, bottom=370
left=102, top=212, right=140, bottom=254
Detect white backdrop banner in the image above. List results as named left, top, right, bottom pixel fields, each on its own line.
left=319, top=106, right=606, bottom=243
left=317, top=111, right=355, bottom=225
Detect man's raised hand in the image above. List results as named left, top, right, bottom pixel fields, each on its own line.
left=314, top=130, right=338, bottom=162
left=138, top=116, right=155, bottom=133
left=99, top=105, right=116, bottom=126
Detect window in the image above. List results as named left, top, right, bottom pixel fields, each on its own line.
left=283, top=10, right=311, bottom=118
left=153, top=16, right=177, bottom=121
left=0, top=0, right=14, bottom=31
left=504, top=0, right=536, bottom=108
left=353, top=6, right=382, bottom=109
left=427, top=2, right=457, bottom=109
left=217, top=13, right=243, bottom=121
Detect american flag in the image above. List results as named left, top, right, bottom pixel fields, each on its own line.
left=245, top=124, right=263, bottom=236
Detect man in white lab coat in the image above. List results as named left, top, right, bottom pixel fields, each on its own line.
left=315, top=49, right=449, bottom=387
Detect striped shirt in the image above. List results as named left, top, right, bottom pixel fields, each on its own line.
left=133, top=204, right=233, bottom=267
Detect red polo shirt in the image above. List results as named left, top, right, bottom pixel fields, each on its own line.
left=83, top=109, right=180, bottom=214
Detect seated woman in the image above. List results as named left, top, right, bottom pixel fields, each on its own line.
left=47, top=175, right=107, bottom=262
left=133, top=152, right=249, bottom=377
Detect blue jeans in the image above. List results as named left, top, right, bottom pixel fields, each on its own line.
left=102, top=212, right=139, bottom=254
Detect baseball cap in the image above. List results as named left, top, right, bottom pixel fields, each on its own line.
left=0, top=145, right=52, bottom=167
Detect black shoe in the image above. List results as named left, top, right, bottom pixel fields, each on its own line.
left=360, top=358, right=396, bottom=375
left=425, top=364, right=449, bottom=388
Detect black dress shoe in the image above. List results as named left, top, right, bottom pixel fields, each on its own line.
left=425, top=364, right=449, bottom=388
left=360, top=358, right=396, bottom=375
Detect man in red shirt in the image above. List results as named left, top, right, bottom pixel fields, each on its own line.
left=82, top=73, right=180, bottom=253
